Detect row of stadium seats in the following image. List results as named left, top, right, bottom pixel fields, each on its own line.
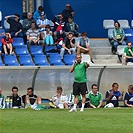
left=103, top=19, right=133, bottom=29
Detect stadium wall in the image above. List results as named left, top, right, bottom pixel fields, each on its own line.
left=0, top=0, right=132, bottom=38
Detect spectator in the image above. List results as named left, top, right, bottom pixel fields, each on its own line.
left=124, top=85, right=133, bottom=107
left=52, top=86, right=68, bottom=109
left=43, top=25, right=54, bottom=46
left=0, top=11, right=2, bottom=28
left=0, top=88, right=5, bottom=109
left=26, top=21, right=40, bottom=46
left=122, top=42, right=133, bottom=65
left=87, top=84, right=103, bottom=108
left=22, top=87, right=43, bottom=110
left=105, top=82, right=124, bottom=107
left=33, top=6, right=44, bottom=21
left=9, top=86, right=21, bottom=108
left=112, top=21, right=126, bottom=53
left=23, top=12, right=34, bottom=44
left=1, top=32, right=14, bottom=55
left=60, top=32, right=76, bottom=59
left=65, top=16, right=79, bottom=37
left=62, top=4, right=74, bottom=22
left=52, top=13, right=66, bottom=41
left=5, top=14, right=23, bottom=38
left=77, top=32, right=94, bottom=63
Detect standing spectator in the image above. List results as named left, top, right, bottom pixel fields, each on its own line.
left=87, top=84, right=103, bottom=108
left=122, top=42, right=133, bottom=65
left=26, top=21, right=40, bottom=46
left=69, top=54, right=89, bottom=112
left=105, top=82, right=124, bottom=107
left=65, top=16, right=79, bottom=37
left=23, top=12, right=34, bottom=44
left=0, top=11, right=2, bottom=28
left=52, top=13, right=66, bottom=41
left=52, top=86, right=68, bottom=109
left=0, top=88, right=5, bottom=109
left=5, top=14, right=23, bottom=38
left=62, top=4, right=74, bottom=22
left=22, top=87, right=43, bottom=110
left=77, top=32, right=94, bottom=63
left=43, top=25, right=54, bottom=46
left=124, top=85, right=133, bottom=107
left=60, top=32, right=76, bottom=59
left=1, top=32, right=13, bottom=55
left=112, top=21, right=126, bottom=53
left=33, top=6, right=44, bottom=21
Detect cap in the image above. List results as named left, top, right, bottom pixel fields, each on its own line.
left=40, top=11, right=45, bottom=16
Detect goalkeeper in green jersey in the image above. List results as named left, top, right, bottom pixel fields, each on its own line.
left=0, top=89, right=5, bottom=109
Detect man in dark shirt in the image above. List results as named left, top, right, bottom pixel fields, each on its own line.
left=60, top=32, right=76, bottom=59
left=62, top=4, right=74, bottom=22
left=5, top=14, right=23, bottom=38
left=22, top=87, right=43, bottom=110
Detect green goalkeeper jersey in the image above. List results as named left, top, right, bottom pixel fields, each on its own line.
left=0, top=94, right=5, bottom=109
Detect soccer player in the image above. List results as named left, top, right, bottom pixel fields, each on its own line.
left=0, top=88, right=5, bottom=109
left=22, top=87, right=43, bottom=110
left=69, top=54, right=89, bottom=112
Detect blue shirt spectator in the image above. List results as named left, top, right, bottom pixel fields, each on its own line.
left=78, top=36, right=90, bottom=48
left=33, top=6, right=44, bottom=20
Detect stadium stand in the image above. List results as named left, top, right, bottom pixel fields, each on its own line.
left=29, top=46, right=44, bottom=56
left=12, top=38, right=25, bottom=47
left=44, top=45, right=58, bottom=56
left=117, top=20, right=130, bottom=29
left=33, top=55, right=50, bottom=66
left=15, top=46, right=29, bottom=56
left=103, top=20, right=114, bottom=29
left=0, top=56, right=5, bottom=66
left=63, top=54, right=75, bottom=65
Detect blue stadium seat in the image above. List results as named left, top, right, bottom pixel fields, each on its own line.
left=13, top=38, right=25, bottom=47
left=30, top=46, right=43, bottom=55
left=15, top=46, right=29, bottom=55
left=4, top=55, right=19, bottom=66
left=33, top=55, right=50, bottom=66
left=45, top=46, right=58, bottom=56
left=19, top=55, right=34, bottom=66
left=126, top=36, right=133, bottom=43
left=49, top=54, right=65, bottom=66
left=63, top=54, right=75, bottom=65
left=0, top=56, right=5, bottom=66
left=124, top=29, right=133, bottom=37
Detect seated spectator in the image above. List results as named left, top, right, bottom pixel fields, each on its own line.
left=105, top=82, right=124, bottom=107
left=5, top=14, right=23, bottom=38
left=60, top=32, right=76, bottom=59
left=33, top=6, right=45, bottom=21
left=23, top=12, right=34, bottom=44
left=1, top=32, right=14, bottom=55
left=112, top=21, right=126, bottom=53
left=124, top=85, right=133, bottom=107
left=22, top=87, right=43, bottom=110
left=87, top=84, right=103, bottom=108
left=122, top=42, right=133, bottom=65
left=43, top=25, right=54, bottom=46
left=26, top=21, right=40, bottom=46
left=0, top=88, right=5, bottom=109
left=0, top=11, right=2, bottom=28
left=65, top=16, right=79, bottom=37
left=52, top=86, right=68, bottom=109
left=62, top=4, right=74, bottom=22
left=52, top=13, right=66, bottom=41
left=77, top=32, right=94, bottom=63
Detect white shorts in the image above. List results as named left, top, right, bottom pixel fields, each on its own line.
left=31, top=103, right=37, bottom=109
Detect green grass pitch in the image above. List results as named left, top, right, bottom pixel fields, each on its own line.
left=0, top=108, right=133, bottom=133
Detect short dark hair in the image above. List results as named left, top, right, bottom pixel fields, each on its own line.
left=91, top=84, right=97, bottom=89
left=57, top=86, right=62, bottom=91
left=81, top=32, right=87, bottom=36
left=68, top=16, right=73, bottom=20
left=12, top=86, right=18, bottom=91
left=112, top=82, right=119, bottom=87
left=38, top=6, right=44, bottom=12
left=114, top=21, right=120, bottom=27
left=45, top=24, right=50, bottom=29
left=27, top=87, right=33, bottom=92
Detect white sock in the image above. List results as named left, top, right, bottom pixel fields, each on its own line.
left=73, top=104, right=77, bottom=109
left=81, top=103, right=85, bottom=110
